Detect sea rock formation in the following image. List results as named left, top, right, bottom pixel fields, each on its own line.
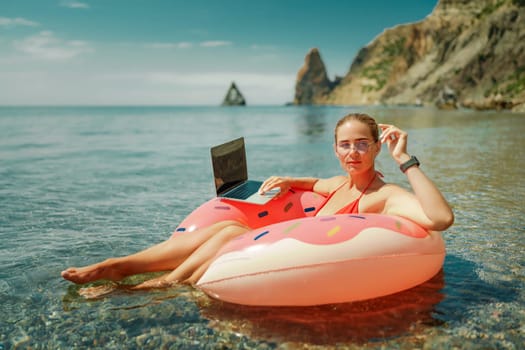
left=222, top=82, right=246, bottom=106
left=294, top=48, right=340, bottom=104
left=294, top=0, right=525, bottom=111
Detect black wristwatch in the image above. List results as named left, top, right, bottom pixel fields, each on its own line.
left=400, top=156, right=420, bottom=173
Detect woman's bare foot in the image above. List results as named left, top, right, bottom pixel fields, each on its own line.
left=79, top=284, right=118, bottom=299
left=77, top=278, right=176, bottom=299
left=130, top=275, right=177, bottom=290
left=61, top=259, right=125, bottom=284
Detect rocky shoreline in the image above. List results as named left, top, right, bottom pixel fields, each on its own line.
left=293, top=0, right=525, bottom=112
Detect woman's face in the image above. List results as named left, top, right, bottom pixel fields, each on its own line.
left=334, top=120, right=380, bottom=175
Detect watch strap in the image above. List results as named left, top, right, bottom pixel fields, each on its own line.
left=400, top=156, right=420, bottom=173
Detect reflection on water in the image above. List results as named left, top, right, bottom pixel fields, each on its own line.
left=296, top=106, right=329, bottom=143
left=199, top=271, right=445, bottom=345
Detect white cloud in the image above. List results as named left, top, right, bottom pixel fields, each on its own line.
left=13, top=31, right=93, bottom=61
left=146, top=42, right=193, bottom=49
left=144, top=41, right=232, bottom=49
left=200, top=41, right=232, bottom=48
left=250, top=44, right=277, bottom=50
left=0, top=17, right=39, bottom=27
left=61, top=1, right=90, bottom=9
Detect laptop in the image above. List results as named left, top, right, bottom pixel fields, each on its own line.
left=211, top=137, right=280, bottom=205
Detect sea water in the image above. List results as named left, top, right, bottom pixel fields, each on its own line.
left=0, top=106, right=523, bottom=349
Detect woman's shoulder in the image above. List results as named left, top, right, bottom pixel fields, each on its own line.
left=358, top=182, right=412, bottom=215
left=377, top=182, right=419, bottom=211
left=376, top=182, right=411, bottom=198
left=327, top=175, right=347, bottom=188
left=377, top=181, right=404, bottom=192
left=315, top=175, right=347, bottom=195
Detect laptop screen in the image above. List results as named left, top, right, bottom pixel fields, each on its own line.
left=211, top=137, right=248, bottom=195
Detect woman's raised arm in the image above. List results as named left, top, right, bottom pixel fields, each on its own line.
left=379, top=124, right=454, bottom=231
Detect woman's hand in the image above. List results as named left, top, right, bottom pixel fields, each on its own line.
left=259, top=176, right=291, bottom=197
left=378, top=123, right=410, bottom=164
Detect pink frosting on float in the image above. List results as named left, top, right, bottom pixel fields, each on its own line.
left=217, top=213, right=429, bottom=256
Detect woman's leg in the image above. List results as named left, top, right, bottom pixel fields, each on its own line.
left=132, top=222, right=249, bottom=289
left=61, top=220, right=243, bottom=284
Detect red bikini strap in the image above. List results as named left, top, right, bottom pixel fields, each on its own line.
left=356, top=172, right=378, bottom=201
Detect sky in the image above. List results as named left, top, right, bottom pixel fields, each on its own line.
left=1, top=0, right=438, bottom=106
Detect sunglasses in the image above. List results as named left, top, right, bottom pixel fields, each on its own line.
left=337, top=140, right=374, bottom=154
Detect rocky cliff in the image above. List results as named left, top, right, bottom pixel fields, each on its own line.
left=294, top=0, right=525, bottom=111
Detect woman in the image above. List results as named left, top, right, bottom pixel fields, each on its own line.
left=61, top=113, right=454, bottom=296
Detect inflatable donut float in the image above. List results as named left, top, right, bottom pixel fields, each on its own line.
left=174, top=189, right=445, bottom=306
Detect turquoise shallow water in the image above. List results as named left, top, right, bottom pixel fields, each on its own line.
left=0, top=106, right=523, bottom=349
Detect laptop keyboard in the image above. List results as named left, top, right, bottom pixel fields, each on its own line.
left=224, top=181, right=261, bottom=199
left=227, top=185, right=252, bottom=199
